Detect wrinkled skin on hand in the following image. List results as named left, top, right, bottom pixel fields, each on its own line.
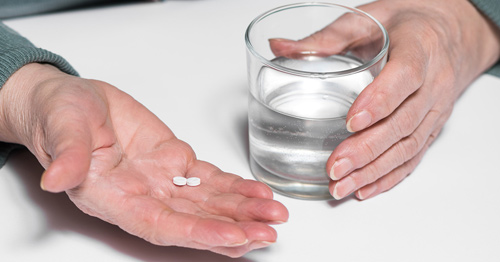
left=0, top=63, right=289, bottom=258
left=270, top=0, right=500, bottom=200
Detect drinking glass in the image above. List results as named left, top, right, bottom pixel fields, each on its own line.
left=245, top=3, right=389, bottom=200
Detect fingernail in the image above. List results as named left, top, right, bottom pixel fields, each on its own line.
left=333, top=177, right=356, bottom=200
left=269, top=38, right=292, bottom=42
left=329, top=158, right=353, bottom=180
left=346, top=110, right=372, bottom=133
left=250, top=240, right=275, bottom=250
left=357, top=185, right=377, bottom=200
left=228, top=239, right=249, bottom=247
left=40, top=171, right=47, bottom=191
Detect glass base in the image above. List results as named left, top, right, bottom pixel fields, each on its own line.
left=250, top=157, right=333, bottom=200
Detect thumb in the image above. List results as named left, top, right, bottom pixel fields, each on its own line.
left=268, top=12, right=381, bottom=59
left=268, top=35, right=344, bottom=59
left=40, top=136, right=92, bottom=193
left=268, top=38, right=330, bottom=58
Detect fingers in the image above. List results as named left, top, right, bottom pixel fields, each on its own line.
left=326, top=20, right=435, bottom=180
left=201, top=194, right=289, bottom=224
left=345, top=30, right=427, bottom=132
left=173, top=161, right=289, bottom=224
left=209, top=221, right=278, bottom=258
left=185, top=160, right=275, bottom=200
left=330, top=105, right=452, bottom=200
left=326, top=21, right=452, bottom=200
left=355, top=106, right=450, bottom=200
left=327, top=84, right=433, bottom=182
left=141, top=198, right=247, bottom=247
left=115, top=196, right=277, bottom=258
left=354, top=123, right=442, bottom=200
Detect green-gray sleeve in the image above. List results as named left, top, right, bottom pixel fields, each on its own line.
left=0, top=0, right=126, bottom=19
left=470, top=0, right=500, bottom=76
left=0, top=0, right=163, bottom=20
left=0, top=22, right=79, bottom=167
left=0, top=22, right=79, bottom=87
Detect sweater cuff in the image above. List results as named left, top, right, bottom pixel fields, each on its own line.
left=0, top=46, right=79, bottom=88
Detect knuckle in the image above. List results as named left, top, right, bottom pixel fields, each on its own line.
left=389, top=50, right=426, bottom=89
left=398, top=60, right=425, bottom=88
left=441, top=67, right=455, bottom=82
left=308, top=31, right=327, bottom=45
left=370, top=89, right=393, bottom=118
left=363, top=163, right=385, bottom=185
left=388, top=109, right=418, bottom=140
left=433, top=68, right=457, bottom=93
left=426, top=108, right=445, bottom=126
left=388, top=114, right=405, bottom=140
left=394, top=135, right=419, bottom=164
left=349, top=173, right=364, bottom=187
left=422, top=27, right=442, bottom=48
left=392, top=142, right=409, bottom=166
left=358, top=138, right=379, bottom=162
left=349, top=170, right=374, bottom=189
left=403, top=134, right=421, bottom=157
left=400, top=148, right=424, bottom=178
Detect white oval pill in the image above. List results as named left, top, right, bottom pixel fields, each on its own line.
left=173, top=176, right=187, bottom=186
left=186, top=177, right=201, bottom=187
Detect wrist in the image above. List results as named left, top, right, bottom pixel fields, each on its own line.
left=467, top=0, right=500, bottom=72
left=0, top=63, right=65, bottom=145
left=483, top=17, right=500, bottom=68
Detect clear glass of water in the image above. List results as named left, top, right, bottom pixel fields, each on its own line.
left=245, top=3, right=389, bottom=200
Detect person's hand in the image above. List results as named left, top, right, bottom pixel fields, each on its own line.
left=0, top=63, right=289, bottom=257
left=270, top=0, right=500, bottom=200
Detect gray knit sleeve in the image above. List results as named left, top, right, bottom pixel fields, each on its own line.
left=470, top=0, right=500, bottom=76
left=0, top=22, right=79, bottom=167
left=0, top=0, right=163, bottom=166
left=0, top=22, right=79, bottom=87
left=0, top=0, right=163, bottom=20
left=0, top=0, right=116, bottom=19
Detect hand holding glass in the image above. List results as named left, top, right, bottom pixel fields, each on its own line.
left=245, top=3, right=389, bottom=200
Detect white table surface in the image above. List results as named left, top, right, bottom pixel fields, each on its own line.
left=1, top=0, right=500, bottom=261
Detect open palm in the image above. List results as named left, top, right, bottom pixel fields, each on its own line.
left=2, top=64, right=288, bottom=258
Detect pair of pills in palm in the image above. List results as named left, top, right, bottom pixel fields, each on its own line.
left=173, top=176, right=201, bottom=187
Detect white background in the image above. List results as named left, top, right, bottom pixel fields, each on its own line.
left=1, top=0, right=500, bottom=261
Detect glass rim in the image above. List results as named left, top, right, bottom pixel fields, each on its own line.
left=244, top=2, right=390, bottom=78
